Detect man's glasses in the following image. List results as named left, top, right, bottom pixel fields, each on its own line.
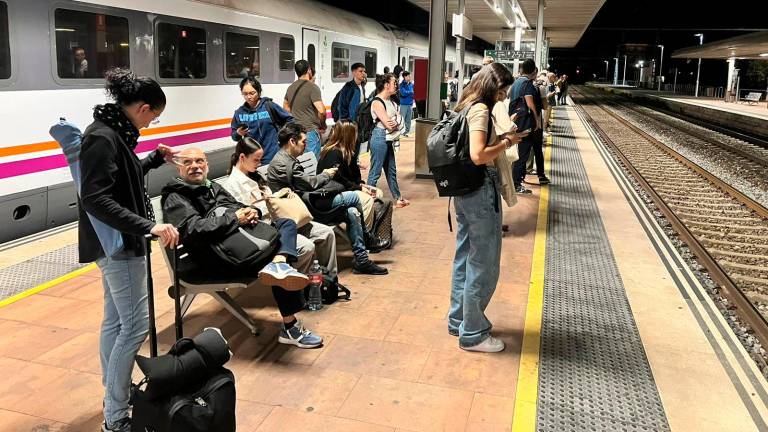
left=174, top=158, right=208, bottom=167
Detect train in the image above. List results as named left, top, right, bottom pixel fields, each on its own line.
left=0, top=0, right=483, bottom=243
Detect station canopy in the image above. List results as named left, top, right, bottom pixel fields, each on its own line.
left=672, top=31, right=768, bottom=60
left=406, top=0, right=605, bottom=48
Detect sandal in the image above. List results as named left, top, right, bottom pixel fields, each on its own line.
left=396, top=198, right=410, bottom=208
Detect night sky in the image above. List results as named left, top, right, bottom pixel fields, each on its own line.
left=318, top=0, right=768, bottom=88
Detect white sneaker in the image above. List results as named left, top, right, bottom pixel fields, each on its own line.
left=461, top=336, right=505, bottom=353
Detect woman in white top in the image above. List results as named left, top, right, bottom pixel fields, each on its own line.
left=368, top=73, right=410, bottom=208
left=219, top=137, right=338, bottom=279
left=448, top=63, right=524, bottom=353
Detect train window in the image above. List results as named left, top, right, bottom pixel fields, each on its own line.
left=157, top=23, right=206, bottom=79
left=0, top=2, right=9, bottom=79
left=54, top=9, right=129, bottom=79
left=364, top=50, right=376, bottom=78
left=225, top=32, right=259, bottom=78
left=332, top=44, right=349, bottom=79
left=279, top=37, right=294, bottom=71
left=307, top=44, right=315, bottom=69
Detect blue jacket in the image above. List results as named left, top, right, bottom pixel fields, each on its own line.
left=230, top=98, right=293, bottom=163
left=399, top=81, right=414, bottom=106
left=337, top=80, right=365, bottom=122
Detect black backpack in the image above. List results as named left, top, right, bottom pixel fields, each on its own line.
left=331, top=81, right=354, bottom=122
left=355, top=96, right=384, bottom=145
left=303, top=266, right=351, bottom=305
left=263, top=98, right=288, bottom=133
left=426, top=105, right=486, bottom=197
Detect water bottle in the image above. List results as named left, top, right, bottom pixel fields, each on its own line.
left=393, top=139, right=400, bottom=152
left=307, top=260, right=323, bottom=311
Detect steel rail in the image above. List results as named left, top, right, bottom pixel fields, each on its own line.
left=572, top=88, right=768, bottom=349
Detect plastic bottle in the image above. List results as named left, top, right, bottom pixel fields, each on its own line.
left=393, top=139, right=400, bottom=152
left=307, top=260, right=323, bottom=311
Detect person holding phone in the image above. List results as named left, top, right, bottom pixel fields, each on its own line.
left=231, top=76, right=293, bottom=164
left=317, top=120, right=376, bottom=230
left=448, top=63, right=523, bottom=353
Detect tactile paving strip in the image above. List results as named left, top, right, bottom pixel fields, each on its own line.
left=0, top=244, right=87, bottom=301
left=536, top=108, right=671, bottom=431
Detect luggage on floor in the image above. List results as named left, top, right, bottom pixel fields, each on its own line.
left=367, top=198, right=394, bottom=252
left=130, top=239, right=237, bottom=432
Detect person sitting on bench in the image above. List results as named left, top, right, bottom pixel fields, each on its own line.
left=161, top=147, right=323, bottom=348
left=267, top=123, right=388, bottom=275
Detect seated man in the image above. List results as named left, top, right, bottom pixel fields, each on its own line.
left=162, top=147, right=322, bottom=348
left=267, top=123, right=387, bottom=275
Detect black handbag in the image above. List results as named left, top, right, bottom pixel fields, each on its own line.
left=206, top=206, right=280, bottom=268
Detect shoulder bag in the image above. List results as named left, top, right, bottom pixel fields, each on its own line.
left=261, top=187, right=313, bottom=228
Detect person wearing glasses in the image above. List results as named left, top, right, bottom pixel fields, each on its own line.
left=162, top=147, right=323, bottom=349
left=79, top=68, right=180, bottom=432
left=231, top=76, right=294, bottom=164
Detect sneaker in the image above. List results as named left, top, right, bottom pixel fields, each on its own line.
left=278, top=321, right=323, bottom=348
left=102, top=418, right=131, bottom=432
left=259, top=262, right=309, bottom=291
left=461, top=336, right=505, bottom=353
left=538, top=176, right=551, bottom=185
left=353, top=260, right=388, bottom=275
left=515, top=185, right=533, bottom=194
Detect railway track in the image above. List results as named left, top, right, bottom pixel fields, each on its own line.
left=570, top=87, right=768, bottom=351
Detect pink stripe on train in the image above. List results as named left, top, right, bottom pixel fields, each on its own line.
left=0, top=127, right=231, bottom=180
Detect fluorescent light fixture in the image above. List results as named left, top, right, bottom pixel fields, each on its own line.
left=245, top=46, right=259, bottom=49
left=759, top=53, right=768, bottom=57
left=119, top=43, right=129, bottom=47
left=55, top=28, right=75, bottom=32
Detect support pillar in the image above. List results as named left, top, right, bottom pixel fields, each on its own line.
left=456, top=0, right=466, bottom=101
left=726, top=57, right=736, bottom=102
left=534, top=0, right=545, bottom=68
left=513, top=26, right=522, bottom=75
left=426, top=0, right=447, bottom=119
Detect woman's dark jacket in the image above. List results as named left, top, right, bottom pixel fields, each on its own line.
left=78, top=120, right=164, bottom=262
left=316, top=148, right=363, bottom=191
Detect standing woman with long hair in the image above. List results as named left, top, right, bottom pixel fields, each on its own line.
left=79, top=68, right=179, bottom=432
left=368, top=73, right=410, bottom=208
left=448, top=63, right=521, bottom=353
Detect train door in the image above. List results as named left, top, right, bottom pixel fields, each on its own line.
left=397, top=47, right=409, bottom=71
left=302, top=28, right=319, bottom=73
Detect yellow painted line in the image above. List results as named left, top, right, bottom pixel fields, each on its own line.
left=511, top=141, right=552, bottom=432
left=0, top=263, right=97, bottom=308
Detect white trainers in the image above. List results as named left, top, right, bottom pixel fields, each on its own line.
left=461, top=336, right=505, bottom=353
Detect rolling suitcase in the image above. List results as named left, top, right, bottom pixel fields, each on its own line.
left=130, top=238, right=236, bottom=432
left=368, top=198, right=394, bottom=252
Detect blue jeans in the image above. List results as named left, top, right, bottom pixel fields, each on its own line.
left=305, top=129, right=322, bottom=159
left=400, top=105, right=413, bottom=135
left=367, top=127, right=401, bottom=200
left=448, top=169, right=502, bottom=347
left=97, top=252, right=149, bottom=425
left=331, top=191, right=368, bottom=263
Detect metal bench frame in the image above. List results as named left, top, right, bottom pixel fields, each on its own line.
left=742, top=92, right=762, bottom=105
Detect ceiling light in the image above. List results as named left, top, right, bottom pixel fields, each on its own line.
left=759, top=53, right=768, bottom=57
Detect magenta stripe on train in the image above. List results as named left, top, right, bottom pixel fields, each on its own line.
left=0, top=127, right=231, bottom=180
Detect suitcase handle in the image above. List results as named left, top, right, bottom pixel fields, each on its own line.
left=145, top=235, right=186, bottom=357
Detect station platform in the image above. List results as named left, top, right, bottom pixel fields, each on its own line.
left=0, top=104, right=767, bottom=431
left=591, top=84, right=768, bottom=141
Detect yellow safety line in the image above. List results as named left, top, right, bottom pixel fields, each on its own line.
left=0, top=263, right=97, bottom=308
left=511, top=134, right=552, bottom=432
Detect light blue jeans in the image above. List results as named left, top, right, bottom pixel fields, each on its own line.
left=331, top=191, right=368, bottom=263
left=367, top=127, right=401, bottom=200
left=97, top=252, right=149, bottom=426
left=399, top=105, right=413, bottom=135
left=305, top=129, right=322, bottom=159
left=448, top=169, right=502, bottom=347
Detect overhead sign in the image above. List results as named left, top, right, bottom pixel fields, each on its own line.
left=484, top=50, right=535, bottom=62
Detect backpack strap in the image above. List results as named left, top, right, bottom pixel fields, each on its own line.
left=288, top=80, right=310, bottom=111
left=262, top=99, right=282, bottom=134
